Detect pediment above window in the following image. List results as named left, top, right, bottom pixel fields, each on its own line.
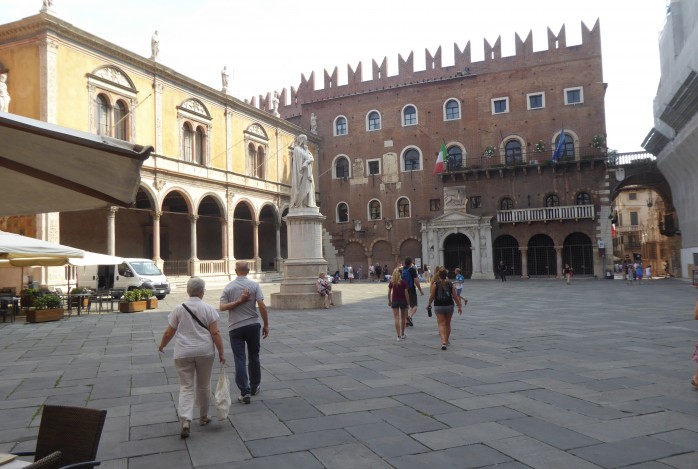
left=178, top=98, right=212, bottom=120
left=88, top=66, right=136, bottom=92
left=244, top=123, right=268, bottom=140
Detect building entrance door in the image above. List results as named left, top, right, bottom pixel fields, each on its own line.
left=443, top=233, right=472, bottom=278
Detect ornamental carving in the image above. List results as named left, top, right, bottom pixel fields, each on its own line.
left=94, top=67, right=131, bottom=87
left=181, top=99, right=208, bottom=117
left=246, top=124, right=267, bottom=139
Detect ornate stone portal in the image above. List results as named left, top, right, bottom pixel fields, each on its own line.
left=420, top=186, right=495, bottom=279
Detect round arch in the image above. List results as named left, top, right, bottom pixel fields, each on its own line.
left=371, top=240, right=394, bottom=274
left=259, top=204, right=279, bottom=271
left=527, top=234, right=556, bottom=277
left=493, top=235, right=521, bottom=277
left=232, top=200, right=255, bottom=260
left=563, top=232, right=594, bottom=276
left=442, top=232, right=473, bottom=278
left=344, top=241, right=368, bottom=277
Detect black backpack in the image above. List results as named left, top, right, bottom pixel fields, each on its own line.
left=436, top=281, right=452, bottom=302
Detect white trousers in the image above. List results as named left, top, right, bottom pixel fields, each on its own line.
left=174, top=355, right=214, bottom=422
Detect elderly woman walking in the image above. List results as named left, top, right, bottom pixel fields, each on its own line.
left=158, top=277, right=226, bottom=438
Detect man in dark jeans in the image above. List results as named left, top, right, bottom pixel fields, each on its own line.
left=404, top=257, right=424, bottom=326
left=220, top=261, right=269, bottom=404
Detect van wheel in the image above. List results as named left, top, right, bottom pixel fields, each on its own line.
left=156, top=295, right=166, bottom=300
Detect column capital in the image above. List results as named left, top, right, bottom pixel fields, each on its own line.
left=108, top=206, right=119, bottom=215
left=151, top=210, right=162, bottom=219
left=189, top=214, right=199, bottom=222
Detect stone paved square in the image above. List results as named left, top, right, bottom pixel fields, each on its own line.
left=1, top=278, right=696, bottom=468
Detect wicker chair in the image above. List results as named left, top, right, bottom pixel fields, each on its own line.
left=24, top=451, right=62, bottom=469
left=14, top=405, right=107, bottom=469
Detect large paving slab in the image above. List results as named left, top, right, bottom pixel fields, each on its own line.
left=1, top=277, right=697, bottom=467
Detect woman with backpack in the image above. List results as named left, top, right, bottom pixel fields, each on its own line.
left=387, top=268, right=409, bottom=341
left=426, top=269, right=462, bottom=350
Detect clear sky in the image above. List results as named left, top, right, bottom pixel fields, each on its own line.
left=3, top=0, right=667, bottom=151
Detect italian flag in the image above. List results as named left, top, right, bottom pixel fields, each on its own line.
left=433, top=142, right=448, bottom=175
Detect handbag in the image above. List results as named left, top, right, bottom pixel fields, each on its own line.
left=694, top=300, right=698, bottom=320
left=214, top=365, right=231, bottom=420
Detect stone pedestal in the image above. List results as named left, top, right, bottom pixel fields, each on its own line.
left=270, top=208, right=342, bottom=309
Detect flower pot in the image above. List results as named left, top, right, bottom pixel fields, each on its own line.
left=26, top=308, right=64, bottom=323
left=118, top=300, right=147, bottom=313
left=146, top=298, right=158, bottom=309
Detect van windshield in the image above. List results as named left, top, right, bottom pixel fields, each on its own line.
left=130, top=262, right=163, bottom=276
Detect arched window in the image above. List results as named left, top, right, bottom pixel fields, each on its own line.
left=113, top=100, right=128, bottom=140
left=337, top=202, right=349, bottom=223
left=447, top=145, right=462, bottom=170
left=403, top=105, right=417, bottom=126
left=369, top=200, right=382, bottom=220
left=555, top=133, right=575, bottom=158
left=403, top=148, right=421, bottom=171
left=256, top=145, right=265, bottom=178
left=500, top=197, right=514, bottom=210
left=96, top=94, right=110, bottom=136
left=195, top=126, right=206, bottom=165
left=335, top=156, right=349, bottom=179
left=182, top=123, right=194, bottom=162
left=444, top=99, right=460, bottom=120
left=335, top=116, right=347, bottom=136
left=397, top=197, right=410, bottom=218
left=505, top=140, right=522, bottom=164
left=576, top=192, right=592, bottom=205
left=545, top=194, right=560, bottom=207
left=247, top=143, right=257, bottom=176
left=367, top=111, right=381, bottom=131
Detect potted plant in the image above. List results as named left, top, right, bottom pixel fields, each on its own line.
left=26, top=294, right=64, bottom=323
left=534, top=140, right=546, bottom=153
left=143, top=289, right=158, bottom=309
left=21, top=287, right=40, bottom=308
left=69, top=287, right=91, bottom=309
left=119, top=288, right=147, bottom=313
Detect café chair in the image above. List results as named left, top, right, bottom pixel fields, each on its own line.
left=0, top=298, right=12, bottom=322
left=24, top=451, right=62, bottom=469
left=13, top=405, right=107, bottom=469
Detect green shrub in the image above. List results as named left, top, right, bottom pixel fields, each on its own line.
left=34, top=294, right=62, bottom=310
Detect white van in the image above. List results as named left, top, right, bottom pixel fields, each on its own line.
left=78, top=258, right=171, bottom=299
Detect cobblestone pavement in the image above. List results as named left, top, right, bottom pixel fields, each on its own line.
left=1, top=277, right=698, bottom=468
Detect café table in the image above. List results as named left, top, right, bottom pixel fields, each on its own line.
left=66, top=293, right=92, bottom=317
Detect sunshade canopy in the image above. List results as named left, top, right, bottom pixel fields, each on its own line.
left=0, top=112, right=152, bottom=216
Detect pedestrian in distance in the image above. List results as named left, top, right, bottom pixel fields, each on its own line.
left=317, top=272, right=334, bottom=308
left=498, top=260, right=507, bottom=282
left=423, top=265, right=432, bottom=284
left=348, top=265, right=354, bottom=283
left=563, top=264, right=573, bottom=285
left=357, top=265, right=363, bottom=281
left=453, top=268, right=468, bottom=306
left=645, top=264, right=652, bottom=283
left=388, top=268, right=409, bottom=341
left=403, top=257, right=424, bottom=327
left=636, top=263, right=644, bottom=285
left=158, top=277, right=226, bottom=438
left=343, top=264, right=348, bottom=281
left=426, top=269, right=462, bottom=350
left=369, top=263, right=375, bottom=282
left=219, top=261, right=269, bottom=405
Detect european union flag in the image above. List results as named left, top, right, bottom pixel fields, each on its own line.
left=552, top=128, right=565, bottom=162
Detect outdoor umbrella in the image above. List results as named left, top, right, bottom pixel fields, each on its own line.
left=0, top=230, right=85, bottom=263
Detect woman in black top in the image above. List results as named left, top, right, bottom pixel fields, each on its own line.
left=426, top=269, right=462, bottom=350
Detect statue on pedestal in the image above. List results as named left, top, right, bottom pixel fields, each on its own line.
left=290, top=134, right=316, bottom=208
left=150, top=30, right=160, bottom=60
left=221, top=66, right=229, bottom=93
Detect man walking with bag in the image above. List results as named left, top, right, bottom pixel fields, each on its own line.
left=403, top=257, right=424, bottom=327
left=220, top=261, right=269, bottom=404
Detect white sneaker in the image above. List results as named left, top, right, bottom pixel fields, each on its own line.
left=396, top=337, right=402, bottom=342
left=401, top=334, right=406, bottom=340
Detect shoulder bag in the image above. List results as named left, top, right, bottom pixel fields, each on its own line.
left=182, top=303, right=208, bottom=330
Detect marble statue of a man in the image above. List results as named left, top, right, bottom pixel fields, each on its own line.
left=151, top=30, right=160, bottom=60
left=290, top=134, right=316, bottom=208
left=221, top=66, right=229, bottom=93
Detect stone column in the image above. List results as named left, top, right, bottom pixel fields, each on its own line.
left=252, top=221, right=261, bottom=272
left=154, top=81, right=164, bottom=154
left=152, top=211, right=162, bottom=266
left=189, top=215, right=199, bottom=276
left=274, top=221, right=282, bottom=271
left=220, top=218, right=228, bottom=266
left=554, top=246, right=563, bottom=279
left=271, top=207, right=342, bottom=309
left=520, top=247, right=529, bottom=279
left=592, top=246, right=600, bottom=277
left=107, top=207, right=118, bottom=255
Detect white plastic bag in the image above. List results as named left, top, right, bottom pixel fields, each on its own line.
left=215, top=365, right=231, bottom=420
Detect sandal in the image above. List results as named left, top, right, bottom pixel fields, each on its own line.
left=200, top=416, right=212, bottom=426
